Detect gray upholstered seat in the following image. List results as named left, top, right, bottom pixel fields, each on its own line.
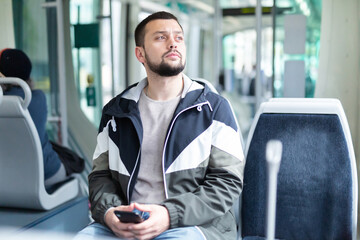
left=0, top=77, right=79, bottom=210
left=241, top=98, right=358, bottom=240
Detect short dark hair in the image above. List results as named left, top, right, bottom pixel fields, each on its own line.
left=0, top=48, right=33, bottom=91
left=134, top=11, right=183, bottom=47
left=0, top=48, right=32, bottom=81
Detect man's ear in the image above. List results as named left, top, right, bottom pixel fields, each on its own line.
left=135, top=47, right=145, bottom=64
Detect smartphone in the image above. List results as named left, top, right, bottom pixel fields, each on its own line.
left=114, top=210, right=145, bottom=223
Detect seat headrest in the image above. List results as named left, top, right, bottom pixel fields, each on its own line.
left=0, top=77, right=31, bottom=110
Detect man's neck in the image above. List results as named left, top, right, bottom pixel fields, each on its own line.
left=145, top=73, right=184, bottom=101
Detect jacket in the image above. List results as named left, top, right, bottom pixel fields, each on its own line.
left=89, top=74, right=245, bottom=240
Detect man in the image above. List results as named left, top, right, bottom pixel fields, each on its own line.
left=77, top=11, right=244, bottom=240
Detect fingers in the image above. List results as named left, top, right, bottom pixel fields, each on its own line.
left=127, top=204, right=170, bottom=240
left=111, top=220, right=139, bottom=239
left=133, top=202, right=152, bottom=212
left=114, top=204, right=135, bottom=211
left=128, top=220, right=152, bottom=233
left=104, top=205, right=139, bottom=239
left=129, top=225, right=160, bottom=240
left=107, top=203, right=170, bottom=240
left=113, top=220, right=154, bottom=240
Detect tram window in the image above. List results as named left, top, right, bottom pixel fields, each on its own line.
left=70, top=0, right=102, bottom=126
left=273, top=0, right=321, bottom=98
left=69, top=0, right=130, bottom=127
left=100, top=0, right=125, bottom=105
left=222, top=27, right=274, bottom=137
left=11, top=0, right=63, bottom=140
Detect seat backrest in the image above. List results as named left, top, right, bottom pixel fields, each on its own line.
left=241, top=98, right=357, bottom=240
left=0, top=77, right=79, bottom=210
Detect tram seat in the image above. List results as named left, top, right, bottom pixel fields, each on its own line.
left=241, top=98, right=358, bottom=240
left=0, top=77, right=79, bottom=210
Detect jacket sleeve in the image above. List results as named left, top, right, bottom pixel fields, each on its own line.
left=88, top=111, right=124, bottom=225
left=162, top=97, right=245, bottom=228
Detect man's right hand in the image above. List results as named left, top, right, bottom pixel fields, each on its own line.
left=104, top=204, right=137, bottom=239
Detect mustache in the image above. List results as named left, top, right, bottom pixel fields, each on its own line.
left=162, top=50, right=182, bottom=58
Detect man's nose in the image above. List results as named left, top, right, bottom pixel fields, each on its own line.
left=168, top=37, right=177, bottom=49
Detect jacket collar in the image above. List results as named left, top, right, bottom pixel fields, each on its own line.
left=104, top=74, right=212, bottom=118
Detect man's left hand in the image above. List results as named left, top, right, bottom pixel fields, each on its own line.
left=127, top=203, right=170, bottom=240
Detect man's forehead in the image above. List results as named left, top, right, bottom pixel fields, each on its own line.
left=145, top=19, right=183, bottom=34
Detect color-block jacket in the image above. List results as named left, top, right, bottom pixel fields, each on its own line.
left=89, top=75, right=245, bottom=240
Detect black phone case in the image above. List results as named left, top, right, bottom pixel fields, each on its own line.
left=114, top=210, right=143, bottom=223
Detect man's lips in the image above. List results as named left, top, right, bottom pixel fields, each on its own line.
left=164, top=51, right=181, bottom=58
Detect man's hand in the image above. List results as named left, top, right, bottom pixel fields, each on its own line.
left=127, top=203, right=170, bottom=240
left=104, top=204, right=137, bottom=239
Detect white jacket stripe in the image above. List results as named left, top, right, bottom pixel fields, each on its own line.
left=93, top=123, right=130, bottom=176
left=166, top=120, right=243, bottom=173
left=93, top=126, right=109, bottom=160
left=166, top=125, right=212, bottom=173
left=212, top=120, right=244, bottom=161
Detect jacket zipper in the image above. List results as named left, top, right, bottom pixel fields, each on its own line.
left=161, top=101, right=213, bottom=199
left=127, top=149, right=141, bottom=202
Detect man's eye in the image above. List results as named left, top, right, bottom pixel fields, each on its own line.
left=176, top=36, right=183, bottom=41
left=157, top=36, right=166, bottom=40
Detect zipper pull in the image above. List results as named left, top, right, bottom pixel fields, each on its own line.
left=111, top=116, right=117, bottom=132
left=197, top=105, right=202, bottom=111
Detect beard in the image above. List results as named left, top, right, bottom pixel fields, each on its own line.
left=145, top=49, right=186, bottom=77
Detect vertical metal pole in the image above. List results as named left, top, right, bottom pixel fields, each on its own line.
left=213, top=0, right=222, bottom=86
left=271, top=0, right=277, bottom=97
left=42, top=0, right=68, bottom=146
left=109, top=0, right=115, bottom=97
left=124, top=3, right=130, bottom=87
left=266, top=140, right=282, bottom=240
left=77, top=6, right=81, bottom=99
left=56, top=0, right=68, bottom=146
left=255, top=0, right=262, bottom=110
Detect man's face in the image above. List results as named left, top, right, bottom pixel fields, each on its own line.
left=139, top=19, right=186, bottom=77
